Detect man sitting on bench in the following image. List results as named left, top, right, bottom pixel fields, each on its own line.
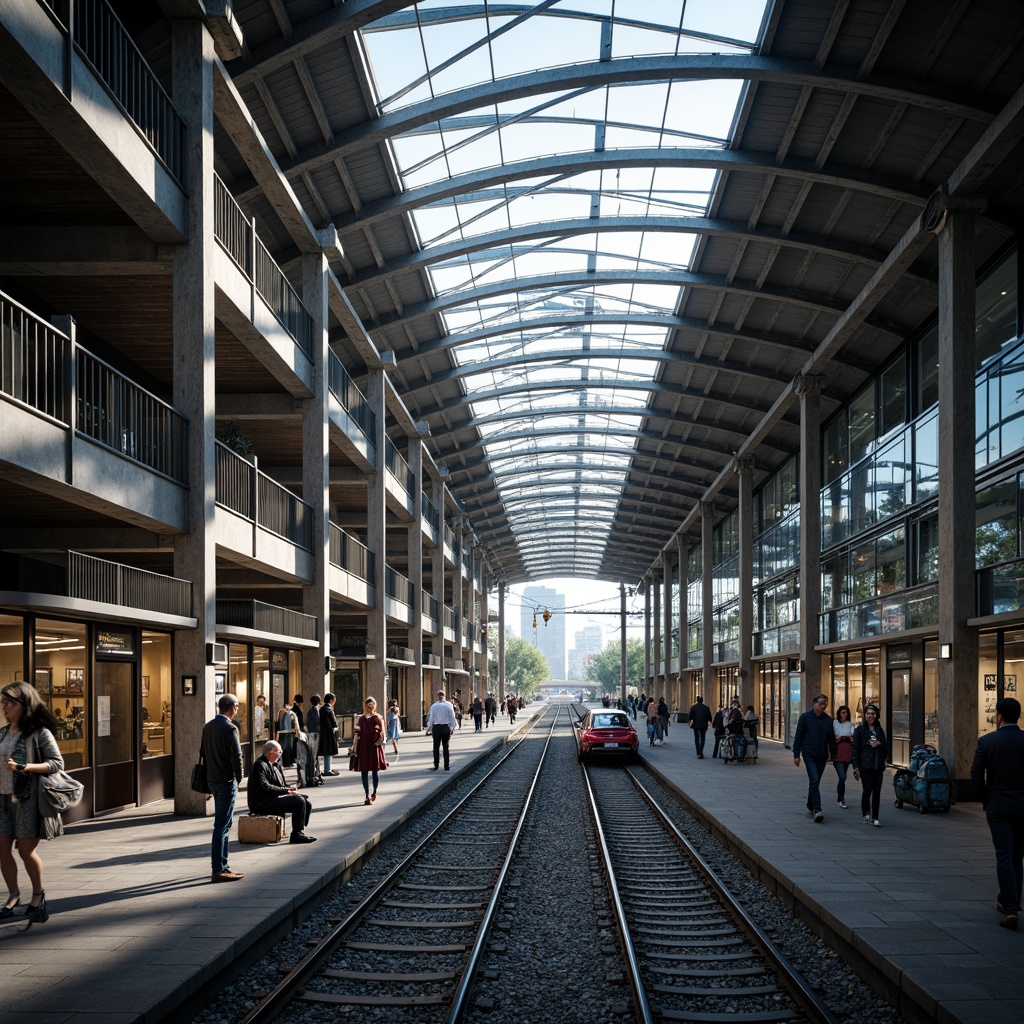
left=247, top=740, right=317, bottom=844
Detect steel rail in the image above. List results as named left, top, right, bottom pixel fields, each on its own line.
left=580, top=755, right=655, bottom=1024
left=444, top=704, right=562, bottom=1021
left=238, top=704, right=557, bottom=1024
left=623, top=764, right=842, bottom=1024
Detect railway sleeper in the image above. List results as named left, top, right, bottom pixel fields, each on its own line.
left=296, top=991, right=450, bottom=1007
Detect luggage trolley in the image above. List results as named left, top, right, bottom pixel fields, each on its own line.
left=719, top=733, right=758, bottom=764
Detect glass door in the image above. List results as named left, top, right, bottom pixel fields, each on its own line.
left=889, top=668, right=911, bottom=766
left=94, top=661, right=135, bottom=811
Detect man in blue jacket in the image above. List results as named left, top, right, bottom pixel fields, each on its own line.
left=793, top=694, right=836, bottom=823
left=971, top=697, right=1024, bottom=930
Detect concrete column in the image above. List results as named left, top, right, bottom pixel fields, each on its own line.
left=170, top=19, right=217, bottom=816
left=431, top=479, right=446, bottom=685
left=797, top=375, right=823, bottom=706
left=643, top=581, right=651, bottom=689
left=468, top=543, right=477, bottom=696
left=365, top=368, right=387, bottom=710
left=663, top=553, right=673, bottom=700
left=701, top=503, right=714, bottom=700
left=301, top=243, right=331, bottom=701
left=652, top=564, right=662, bottom=691
left=453, top=518, right=465, bottom=665
left=936, top=208, right=980, bottom=789
left=677, top=537, right=688, bottom=685
left=620, top=581, right=628, bottom=705
left=737, top=458, right=754, bottom=709
left=498, top=581, right=506, bottom=703
left=407, top=440, right=424, bottom=724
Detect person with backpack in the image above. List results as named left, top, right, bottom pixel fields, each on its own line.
left=852, top=703, right=888, bottom=827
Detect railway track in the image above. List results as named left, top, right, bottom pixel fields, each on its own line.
left=239, top=703, right=568, bottom=1024
left=582, top=759, right=842, bottom=1024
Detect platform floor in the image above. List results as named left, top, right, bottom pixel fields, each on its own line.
left=640, top=720, right=1019, bottom=1024
left=0, top=707, right=1015, bottom=1024
left=0, top=713, right=522, bottom=1024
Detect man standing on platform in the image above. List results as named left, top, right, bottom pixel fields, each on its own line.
left=971, top=696, right=1024, bottom=930
left=426, top=690, right=457, bottom=771
left=793, top=694, right=836, bottom=823
left=201, top=694, right=244, bottom=881
left=688, top=695, right=713, bottom=759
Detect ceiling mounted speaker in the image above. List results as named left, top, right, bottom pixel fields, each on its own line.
left=922, top=187, right=949, bottom=235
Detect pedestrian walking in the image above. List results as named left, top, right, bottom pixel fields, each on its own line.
left=0, top=680, right=67, bottom=923
left=485, top=693, right=497, bottom=727
left=426, top=690, right=457, bottom=770
left=646, top=698, right=659, bottom=747
left=472, top=694, right=484, bottom=732
left=687, top=695, right=713, bottom=758
left=711, top=704, right=726, bottom=758
left=852, top=703, right=888, bottom=827
left=970, top=696, right=1024, bottom=930
left=507, top=695, right=518, bottom=724
left=793, top=694, right=836, bottom=823
left=386, top=700, right=402, bottom=760
left=303, top=694, right=321, bottom=786
left=201, top=693, right=244, bottom=881
left=833, top=705, right=854, bottom=809
left=350, top=697, right=388, bottom=804
left=320, top=692, right=339, bottom=776
left=657, top=697, right=670, bottom=744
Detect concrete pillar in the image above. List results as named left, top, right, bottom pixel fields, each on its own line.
left=431, top=478, right=446, bottom=686
left=737, top=458, right=754, bottom=709
left=652, top=564, right=662, bottom=691
left=453, top=518, right=464, bottom=663
left=170, top=19, right=217, bottom=816
left=300, top=243, right=331, bottom=701
left=407, top=440, right=424, bottom=724
left=797, top=375, right=823, bottom=706
left=701, top=503, right=714, bottom=701
left=643, top=581, right=651, bottom=689
left=936, top=208, right=980, bottom=789
left=468, top=543, right=477, bottom=696
left=677, top=536, right=688, bottom=687
left=663, top=553, right=673, bottom=700
left=498, top=581, right=506, bottom=702
left=365, top=367, right=387, bottom=710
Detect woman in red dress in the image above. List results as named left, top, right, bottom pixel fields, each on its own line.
left=350, top=696, right=388, bottom=805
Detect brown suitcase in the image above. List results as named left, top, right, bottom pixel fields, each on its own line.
left=238, top=813, right=285, bottom=843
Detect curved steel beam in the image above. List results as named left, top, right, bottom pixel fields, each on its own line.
left=335, top=148, right=928, bottom=233
left=452, top=460, right=714, bottom=496
left=346, top=214, right=907, bottom=289
left=415, top=376, right=779, bottom=422
left=450, top=443, right=723, bottom=476
left=367, top=269, right=900, bottom=349
left=474, top=502, right=671, bottom=530
left=277, top=55, right=994, bottom=174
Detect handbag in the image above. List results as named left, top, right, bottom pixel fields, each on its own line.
left=38, top=770, right=85, bottom=817
left=191, top=756, right=211, bottom=794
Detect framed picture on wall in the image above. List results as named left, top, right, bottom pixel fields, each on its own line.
left=66, top=668, right=84, bottom=694
left=1007, top=675, right=1017, bottom=693
left=141, top=675, right=150, bottom=697
left=215, top=672, right=226, bottom=695
left=34, top=668, right=52, bottom=693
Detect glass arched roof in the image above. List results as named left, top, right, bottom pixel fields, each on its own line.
left=360, top=0, right=770, bottom=577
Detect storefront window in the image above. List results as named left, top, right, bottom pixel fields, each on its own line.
left=229, top=643, right=250, bottom=745
left=333, top=665, right=362, bottom=715
left=923, top=640, right=938, bottom=749
left=141, top=631, right=172, bottom=758
left=34, top=619, right=88, bottom=769
left=978, top=632, right=999, bottom=739
left=0, top=614, right=25, bottom=684
left=1002, top=629, right=1024, bottom=723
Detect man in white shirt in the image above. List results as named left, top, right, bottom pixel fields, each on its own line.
left=425, top=690, right=457, bottom=771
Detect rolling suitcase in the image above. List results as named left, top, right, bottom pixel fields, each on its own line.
left=238, top=813, right=285, bottom=843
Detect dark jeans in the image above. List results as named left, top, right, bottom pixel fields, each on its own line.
left=986, top=810, right=1024, bottom=914
left=859, top=767, right=885, bottom=819
left=834, top=759, right=850, bottom=802
left=803, top=755, right=828, bottom=813
left=432, top=724, right=452, bottom=768
left=254, top=793, right=311, bottom=836
left=692, top=727, right=707, bottom=754
left=361, top=770, right=380, bottom=797
left=209, top=779, right=237, bottom=874
left=473, top=713, right=483, bottom=731
left=712, top=733, right=724, bottom=757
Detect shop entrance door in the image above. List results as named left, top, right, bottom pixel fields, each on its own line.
left=94, top=661, right=135, bottom=811
left=889, top=668, right=911, bottom=766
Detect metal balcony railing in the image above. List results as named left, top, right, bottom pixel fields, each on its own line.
left=443, top=524, right=456, bottom=551
left=384, top=437, right=415, bottom=494
left=42, top=0, right=186, bottom=183
left=328, top=523, right=374, bottom=582
left=215, top=442, right=312, bottom=550
left=77, top=348, right=187, bottom=481
left=217, top=599, right=318, bottom=642
left=213, top=176, right=313, bottom=359
left=68, top=551, right=191, bottom=617
left=819, top=582, right=938, bottom=645
left=1, top=293, right=68, bottom=422
left=384, top=565, right=414, bottom=606
left=421, top=494, right=440, bottom=531
left=444, top=605, right=458, bottom=632
left=386, top=643, right=415, bottom=663
left=327, top=351, right=375, bottom=441
left=422, top=590, right=439, bottom=621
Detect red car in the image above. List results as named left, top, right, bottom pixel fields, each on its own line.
left=576, top=710, right=640, bottom=763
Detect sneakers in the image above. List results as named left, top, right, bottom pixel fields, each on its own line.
left=289, top=832, right=317, bottom=844
left=813, top=811, right=825, bottom=823
left=211, top=870, right=244, bottom=882
left=838, top=801, right=848, bottom=809
left=323, top=770, right=340, bottom=776
left=872, top=819, right=881, bottom=827
left=863, top=814, right=871, bottom=823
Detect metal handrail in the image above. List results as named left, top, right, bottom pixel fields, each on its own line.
left=68, top=551, right=191, bottom=617
left=0, top=293, right=68, bottom=422
left=421, top=493, right=440, bottom=531
left=384, top=437, right=415, bottom=493
left=384, top=564, right=414, bottom=605
left=217, top=599, right=318, bottom=642
left=327, top=350, right=376, bottom=439
left=329, top=523, right=374, bottom=581
left=422, top=589, right=439, bottom=620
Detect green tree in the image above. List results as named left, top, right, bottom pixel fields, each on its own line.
left=586, top=637, right=645, bottom=692
left=488, top=632, right=549, bottom=697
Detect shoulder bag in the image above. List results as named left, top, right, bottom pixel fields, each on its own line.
left=191, top=752, right=211, bottom=794
left=38, top=770, right=84, bottom=817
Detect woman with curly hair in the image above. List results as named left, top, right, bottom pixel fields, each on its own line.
left=0, top=680, right=65, bottom=924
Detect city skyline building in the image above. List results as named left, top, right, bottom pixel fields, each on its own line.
left=521, top=586, right=566, bottom=681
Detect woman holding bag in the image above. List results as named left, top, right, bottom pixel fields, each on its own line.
left=350, top=697, right=388, bottom=805
left=0, top=680, right=65, bottom=925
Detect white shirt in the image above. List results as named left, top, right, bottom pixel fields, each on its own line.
left=426, top=699, right=457, bottom=730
